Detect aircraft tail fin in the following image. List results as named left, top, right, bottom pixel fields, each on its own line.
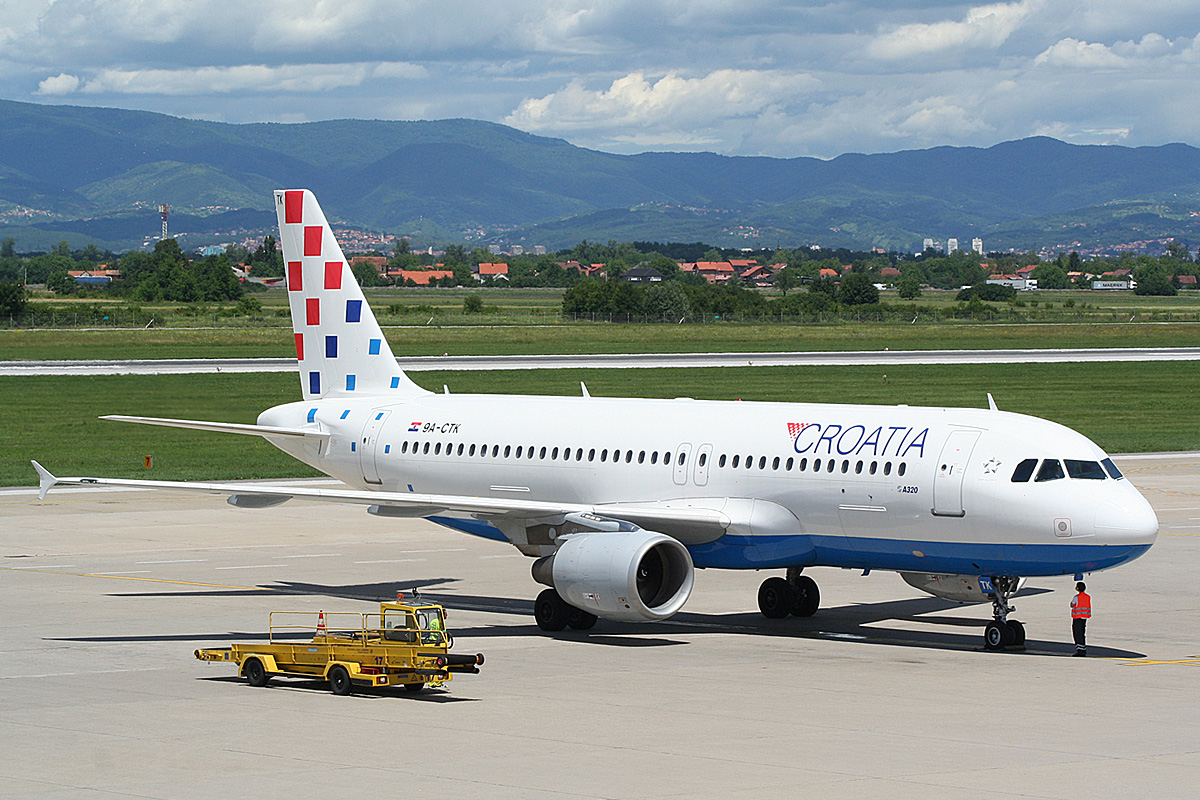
left=31, top=460, right=58, bottom=500
left=273, top=189, right=428, bottom=400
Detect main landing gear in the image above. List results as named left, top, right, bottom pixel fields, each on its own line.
left=534, top=588, right=598, bottom=632
left=758, top=567, right=820, bottom=619
left=983, top=576, right=1025, bottom=650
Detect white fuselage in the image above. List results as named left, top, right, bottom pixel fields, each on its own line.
left=259, top=391, right=1158, bottom=579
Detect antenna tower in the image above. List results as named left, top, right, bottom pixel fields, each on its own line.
left=159, top=204, right=170, bottom=240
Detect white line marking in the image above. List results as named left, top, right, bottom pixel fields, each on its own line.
left=136, top=559, right=208, bottom=564
left=479, top=554, right=523, bottom=559
left=214, top=564, right=286, bottom=570
left=392, top=548, right=467, bottom=554
left=0, top=667, right=164, bottom=680
left=92, top=570, right=151, bottom=575
left=279, top=554, right=342, bottom=559
left=353, top=559, right=427, bottom=564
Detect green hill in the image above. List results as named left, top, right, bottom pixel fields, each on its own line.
left=1, top=99, right=1198, bottom=251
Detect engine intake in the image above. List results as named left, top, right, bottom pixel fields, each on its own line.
left=532, top=531, right=694, bottom=623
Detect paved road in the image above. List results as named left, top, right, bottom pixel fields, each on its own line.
left=4, top=346, right=1200, bottom=375
left=2, top=452, right=1199, bottom=798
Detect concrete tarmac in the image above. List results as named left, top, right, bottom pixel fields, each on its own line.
left=2, top=453, right=1198, bottom=798
left=4, top=346, right=1200, bottom=375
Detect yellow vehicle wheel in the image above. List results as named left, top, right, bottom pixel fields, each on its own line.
left=403, top=682, right=425, bottom=693
left=244, top=658, right=269, bottom=688
left=329, top=665, right=352, bottom=696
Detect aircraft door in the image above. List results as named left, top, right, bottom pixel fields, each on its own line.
left=694, top=444, right=713, bottom=486
left=932, top=429, right=981, bottom=517
left=673, top=443, right=693, bottom=486
left=359, top=410, right=390, bottom=484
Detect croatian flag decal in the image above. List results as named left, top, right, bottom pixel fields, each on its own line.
left=409, top=421, right=422, bottom=431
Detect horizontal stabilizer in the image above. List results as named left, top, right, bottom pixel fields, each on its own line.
left=31, top=460, right=57, bottom=500
left=101, top=415, right=329, bottom=440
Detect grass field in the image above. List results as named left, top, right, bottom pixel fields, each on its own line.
left=6, top=360, right=1196, bottom=486
left=2, top=320, right=1199, bottom=361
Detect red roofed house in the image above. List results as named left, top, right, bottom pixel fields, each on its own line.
left=739, top=264, right=778, bottom=287
left=350, top=256, right=388, bottom=275
left=728, top=259, right=757, bottom=269
left=1177, top=275, right=1197, bottom=288
left=879, top=266, right=901, bottom=278
left=473, top=262, right=509, bottom=282
left=818, top=267, right=840, bottom=278
left=693, top=261, right=735, bottom=284
left=395, top=269, right=454, bottom=286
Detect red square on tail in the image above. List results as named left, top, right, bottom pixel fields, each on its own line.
left=285, top=191, right=304, bottom=224
left=306, top=298, right=320, bottom=326
left=294, top=332, right=305, bottom=361
left=287, top=261, right=302, bottom=291
left=324, top=262, right=342, bottom=290
left=304, top=226, right=322, bottom=257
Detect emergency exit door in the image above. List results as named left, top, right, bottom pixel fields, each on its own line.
left=931, top=429, right=980, bottom=517
left=359, top=410, right=390, bottom=484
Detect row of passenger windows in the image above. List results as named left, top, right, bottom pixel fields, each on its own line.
left=394, top=439, right=906, bottom=477
left=1011, top=457, right=1123, bottom=483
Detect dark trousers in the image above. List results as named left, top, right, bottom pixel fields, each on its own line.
left=1072, top=618, right=1087, bottom=652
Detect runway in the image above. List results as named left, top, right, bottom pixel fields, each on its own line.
left=3, top=345, right=1200, bottom=375
left=2, top=453, right=1199, bottom=798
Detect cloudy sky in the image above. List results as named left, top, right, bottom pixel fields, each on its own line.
left=1, top=0, right=1197, bottom=158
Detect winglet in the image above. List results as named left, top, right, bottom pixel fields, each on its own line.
left=987, top=393, right=998, bottom=412
left=31, top=460, right=58, bottom=500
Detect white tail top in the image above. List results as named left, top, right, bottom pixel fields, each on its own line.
left=273, top=190, right=427, bottom=400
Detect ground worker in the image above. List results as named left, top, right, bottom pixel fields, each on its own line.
left=1071, top=581, right=1091, bottom=657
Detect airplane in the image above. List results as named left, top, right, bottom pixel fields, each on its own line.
left=33, top=189, right=1159, bottom=650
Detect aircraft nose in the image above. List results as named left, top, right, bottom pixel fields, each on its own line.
left=1094, top=495, right=1159, bottom=545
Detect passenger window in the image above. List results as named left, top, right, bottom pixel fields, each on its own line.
left=841, top=460, right=849, bottom=473
left=827, top=460, right=835, bottom=473
left=869, top=461, right=877, bottom=475
left=1065, top=459, right=1106, bottom=480
left=799, top=458, right=807, bottom=471
left=528, top=446, right=535, bottom=459
left=1102, top=458, right=1123, bottom=480
left=651, top=451, right=659, bottom=465
left=576, top=448, right=584, bottom=461
left=1035, top=459, right=1064, bottom=482
left=898, top=462, right=906, bottom=477
left=468, top=444, right=476, bottom=456
left=551, top=447, right=559, bottom=460
left=665, top=452, right=672, bottom=466
left=401, top=441, right=409, bottom=454
left=813, top=458, right=821, bottom=472
left=457, top=443, right=464, bottom=456
left=698, top=453, right=707, bottom=467
left=625, top=451, right=633, bottom=463
left=855, top=461, right=863, bottom=474
left=732, top=455, right=740, bottom=468
left=540, top=447, right=547, bottom=459
left=679, top=452, right=686, bottom=466
left=639, top=451, right=646, bottom=464
left=759, top=456, right=766, bottom=470
left=423, top=442, right=430, bottom=455
left=1010, top=458, right=1037, bottom=482
left=504, top=445, right=511, bottom=458
left=746, top=456, right=753, bottom=470
left=719, top=454, right=726, bottom=468
left=492, top=445, right=499, bottom=457
left=562, top=448, right=570, bottom=461
left=600, top=449, right=608, bottom=462
left=883, top=462, right=891, bottom=476
left=786, top=457, right=793, bottom=470
left=589, top=449, right=596, bottom=462
left=772, top=456, right=780, bottom=470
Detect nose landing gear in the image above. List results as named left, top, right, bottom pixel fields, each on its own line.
left=983, top=576, right=1025, bottom=650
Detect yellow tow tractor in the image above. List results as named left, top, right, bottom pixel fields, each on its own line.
left=195, top=596, right=484, bottom=695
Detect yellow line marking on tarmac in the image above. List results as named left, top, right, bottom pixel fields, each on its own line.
left=1159, top=532, right=1200, bottom=537
left=0, top=566, right=274, bottom=591
left=1116, top=659, right=1200, bottom=666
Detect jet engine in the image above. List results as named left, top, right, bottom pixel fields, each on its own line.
left=901, top=572, right=1026, bottom=603
left=532, top=531, right=694, bottom=623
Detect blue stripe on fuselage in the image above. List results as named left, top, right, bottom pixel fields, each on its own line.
left=421, top=516, right=1151, bottom=576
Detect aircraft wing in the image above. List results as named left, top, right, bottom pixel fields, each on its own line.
left=100, top=415, right=329, bottom=440
left=30, top=462, right=731, bottom=539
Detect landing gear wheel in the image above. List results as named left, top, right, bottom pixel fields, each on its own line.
left=790, top=575, right=820, bottom=617
left=758, top=577, right=795, bottom=619
left=329, top=665, right=352, bottom=696
left=566, top=607, right=598, bottom=630
left=244, top=658, right=268, bottom=687
left=403, top=682, right=426, bottom=693
left=1006, top=619, right=1026, bottom=647
left=534, top=588, right=570, bottom=632
left=984, top=620, right=1015, bottom=650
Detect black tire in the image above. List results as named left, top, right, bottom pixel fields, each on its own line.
left=984, top=620, right=1015, bottom=650
left=403, top=682, right=425, bottom=693
left=567, top=607, right=598, bottom=630
left=790, top=575, right=820, bottom=618
left=758, top=577, right=795, bottom=619
left=534, top=588, right=569, bottom=632
left=1007, top=619, right=1026, bottom=646
left=244, top=658, right=268, bottom=687
left=329, top=665, right=352, bottom=696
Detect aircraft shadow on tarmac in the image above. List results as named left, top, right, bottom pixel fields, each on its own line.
left=94, top=578, right=1146, bottom=658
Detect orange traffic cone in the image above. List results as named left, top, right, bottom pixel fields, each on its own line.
left=316, top=610, right=327, bottom=636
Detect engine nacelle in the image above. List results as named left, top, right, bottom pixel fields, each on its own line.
left=532, top=531, right=694, bottom=623
left=901, top=572, right=1027, bottom=603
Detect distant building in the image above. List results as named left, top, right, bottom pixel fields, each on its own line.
left=394, top=269, right=454, bottom=286
left=350, top=256, right=388, bottom=275
left=487, top=244, right=502, bottom=255
left=510, top=245, right=524, bottom=256
left=199, top=245, right=224, bottom=257
left=972, top=238, right=983, bottom=255
left=532, top=246, right=547, bottom=256
left=988, top=276, right=1037, bottom=290
left=947, top=238, right=959, bottom=253
left=621, top=267, right=665, bottom=283
left=472, top=263, right=509, bottom=282
left=922, top=238, right=935, bottom=252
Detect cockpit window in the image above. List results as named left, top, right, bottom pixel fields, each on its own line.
left=1011, top=458, right=1038, bottom=483
left=1034, top=459, right=1065, bottom=482
left=1101, top=458, right=1124, bottom=480
left=1065, top=459, right=1107, bottom=480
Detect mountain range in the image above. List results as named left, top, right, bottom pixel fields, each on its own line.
left=1, top=98, right=1198, bottom=253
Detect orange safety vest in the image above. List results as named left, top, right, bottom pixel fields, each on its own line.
left=1071, top=592, right=1091, bottom=619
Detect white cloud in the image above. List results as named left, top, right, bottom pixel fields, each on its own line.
left=869, top=0, right=1041, bottom=60
left=1035, top=32, right=1195, bottom=68
left=508, top=70, right=818, bottom=132
left=35, top=73, right=81, bottom=95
